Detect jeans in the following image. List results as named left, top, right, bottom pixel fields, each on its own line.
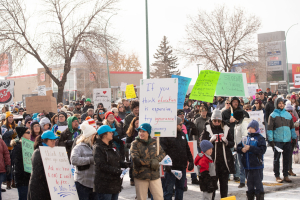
left=164, top=169, right=186, bottom=200
left=245, top=169, right=264, bottom=195
left=273, top=142, right=291, bottom=177
left=17, top=186, right=28, bottom=200
left=75, top=182, right=97, bottom=200
left=0, top=173, right=6, bottom=200
left=96, top=193, right=119, bottom=200
left=237, top=153, right=245, bottom=184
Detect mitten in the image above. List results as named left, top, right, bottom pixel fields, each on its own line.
left=210, top=135, right=217, bottom=143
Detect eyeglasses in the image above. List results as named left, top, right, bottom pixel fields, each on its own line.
left=24, top=131, right=30, bottom=134
left=226, top=103, right=230, bottom=104
left=108, top=115, right=114, bottom=118
left=178, top=123, right=183, bottom=126
left=212, top=119, right=222, bottom=123
left=27, top=121, right=32, bottom=124
left=33, top=124, right=40, bottom=128
left=99, top=112, right=105, bottom=115
left=245, top=109, right=251, bottom=111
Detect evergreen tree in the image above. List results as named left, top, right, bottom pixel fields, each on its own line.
left=150, top=36, right=180, bottom=78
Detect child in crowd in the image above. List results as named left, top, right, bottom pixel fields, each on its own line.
left=237, top=120, right=266, bottom=200
left=195, top=140, right=218, bottom=200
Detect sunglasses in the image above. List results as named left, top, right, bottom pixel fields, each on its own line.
left=178, top=123, right=183, bottom=126
left=25, top=131, right=30, bottom=134
left=212, top=119, right=222, bottom=123
left=27, top=121, right=32, bottom=124
left=245, top=109, right=251, bottom=111
left=99, top=112, right=105, bottom=115
left=119, top=106, right=124, bottom=108
left=226, top=103, right=230, bottom=104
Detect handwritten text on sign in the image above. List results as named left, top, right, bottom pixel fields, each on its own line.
left=93, top=88, right=111, bottom=111
left=125, top=84, right=136, bottom=99
left=171, top=75, right=192, bottom=109
left=215, top=73, right=249, bottom=97
left=22, top=138, right=34, bottom=173
left=39, top=146, right=79, bottom=200
left=189, top=70, right=220, bottom=103
left=139, top=78, right=178, bottom=137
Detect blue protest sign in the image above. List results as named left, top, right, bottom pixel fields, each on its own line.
left=171, top=75, right=192, bottom=109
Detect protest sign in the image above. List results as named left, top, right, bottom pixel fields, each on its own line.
left=171, top=170, right=183, bottom=180
left=38, top=85, right=46, bottom=96
left=22, top=138, right=34, bottom=173
left=215, top=73, right=249, bottom=97
left=0, top=80, right=14, bottom=105
left=39, top=146, right=79, bottom=200
left=171, top=75, right=192, bottom=109
left=125, top=84, right=136, bottom=99
left=248, top=84, right=258, bottom=97
left=120, top=82, right=127, bottom=92
left=160, top=155, right=172, bottom=166
left=190, top=70, right=220, bottom=103
left=25, top=96, right=57, bottom=114
left=248, top=110, right=266, bottom=138
left=93, top=88, right=111, bottom=111
left=139, top=78, right=178, bottom=137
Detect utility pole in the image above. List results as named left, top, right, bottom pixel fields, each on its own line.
left=145, top=0, right=150, bottom=79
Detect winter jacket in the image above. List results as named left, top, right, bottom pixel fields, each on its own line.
left=71, top=142, right=95, bottom=189
left=237, top=132, right=266, bottom=170
left=265, top=100, right=275, bottom=123
left=118, top=112, right=126, bottom=120
left=194, top=116, right=210, bottom=147
left=186, top=109, right=200, bottom=121
left=131, top=137, right=166, bottom=180
left=184, top=108, right=191, bottom=116
left=125, top=129, right=138, bottom=148
left=93, top=139, right=123, bottom=194
left=124, top=106, right=131, bottom=115
left=123, top=113, right=137, bottom=133
left=0, top=139, right=10, bottom=173
left=73, top=108, right=83, bottom=115
left=81, top=112, right=93, bottom=123
left=160, top=131, right=193, bottom=170
left=195, top=152, right=218, bottom=193
left=234, top=118, right=252, bottom=149
left=82, top=104, right=94, bottom=113
left=27, top=148, right=51, bottom=200
left=12, top=141, right=31, bottom=187
left=58, top=128, right=81, bottom=160
left=216, top=99, right=226, bottom=110
left=1, top=125, right=17, bottom=150
left=183, top=118, right=198, bottom=139
left=267, top=99, right=296, bottom=143
left=200, top=121, right=235, bottom=174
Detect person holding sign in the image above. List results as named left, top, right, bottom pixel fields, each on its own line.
left=131, top=123, right=166, bottom=200
left=11, top=127, right=31, bottom=200
left=28, top=130, right=59, bottom=200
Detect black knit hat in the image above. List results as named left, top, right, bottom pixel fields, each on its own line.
left=30, top=120, right=40, bottom=130
left=16, top=127, right=28, bottom=138
left=177, top=109, right=184, bottom=116
left=58, top=111, right=67, bottom=120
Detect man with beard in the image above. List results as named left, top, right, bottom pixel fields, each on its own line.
left=216, top=97, right=226, bottom=110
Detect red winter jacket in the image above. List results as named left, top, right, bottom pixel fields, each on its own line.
left=291, top=114, right=299, bottom=131
left=0, top=139, right=11, bottom=173
left=195, top=152, right=213, bottom=173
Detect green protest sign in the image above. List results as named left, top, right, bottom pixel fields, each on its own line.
left=215, top=73, right=248, bottom=97
left=22, top=138, right=34, bottom=173
left=189, top=70, right=220, bottom=103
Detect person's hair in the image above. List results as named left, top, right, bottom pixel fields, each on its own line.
left=111, top=103, right=117, bottom=108
left=243, top=104, right=251, bottom=110
left=4, top=116, right=16, bottom=129
left=117, top=104, right=124, bottom=112
left=34, top=135, right=48, bottom=150
left=91, top=132, right=107, bottom=144
left=184, top=102, right=188, bottom=107
left=58, top=102, right=64, bottom=107
left=126, top=117, right=139, bottom=137
left=199, top=106, right=208, bottom=113
left=97, top=109, right=105, bottom=121
left=73, top=114, right=81, bottom=120
left=51, top=114, right=58, bottom=126
left=130, top=100, right=139, bottom=110
left=76, top=134, right=93, bottom=145
left=87, top=108, right=94, bottom=113
left=291, top=98, right=299, bottom=106
left=103, top=118, right=120, bottom=127
left=93, top=113, right=98, bottom=119
left=31, top=123, right=43, bottom=138
left=2, top=106, right=9, bottom=112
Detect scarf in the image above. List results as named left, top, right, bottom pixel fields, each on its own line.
left=57, top=120, right=68, bottom=126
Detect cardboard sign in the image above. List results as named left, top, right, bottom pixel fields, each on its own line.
left=247, top=84, right=258, bottom=97
left=139, top=78, right=178, bottom=137
left=171, top=75, right=192, bottom=109
left=248, top=110, right=266, bottom=138
left=120, top=82, right=127, bottom=92
left=39, top=146, right=79, bottom=200
left=25, top=96, right=57, bottom=114
left=190, top=70, right=220, bottom=103
left=125, top=84, right=136, bottom=99
left=22, top=138, right=34, bottom=173
left=38, top=85, right=46, bottom=96
left=0, top=80, right=14, bottom=105
left=93, top=88, right=111, bottom=111
left=215, top=73, right=249, bottom=97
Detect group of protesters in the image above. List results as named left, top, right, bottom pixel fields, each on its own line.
left=0, top=88, right=299, bottom=200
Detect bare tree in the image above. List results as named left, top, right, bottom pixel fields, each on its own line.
left=0, top=0, right=119, bottom=102
left=178, top=5, right=261, bottom=72
left=107, top=51, right=142, bottom=72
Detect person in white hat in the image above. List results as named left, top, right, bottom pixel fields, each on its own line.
left=70, top=121, right=97, bottom=199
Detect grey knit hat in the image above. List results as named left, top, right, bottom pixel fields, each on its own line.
left=39, top=117, right=51, bottom=129
left=211, top=109, right=222, bottom=120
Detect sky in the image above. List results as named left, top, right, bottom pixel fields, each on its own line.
left=13, top=0, right=300, bottom=85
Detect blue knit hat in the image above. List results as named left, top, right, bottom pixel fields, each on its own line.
left=200, top=140, right=214, bottom=153
left=247, top=120, right=259, bottom=132
left=136, top=123, right=152, bottom=135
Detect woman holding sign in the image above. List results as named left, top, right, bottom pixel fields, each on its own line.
left=28, top=131, right=59, bottom=200
left=11, top=127, right=31, bottom=200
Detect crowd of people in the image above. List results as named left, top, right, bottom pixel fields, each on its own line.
left=0, top=89, right=299, bottom=200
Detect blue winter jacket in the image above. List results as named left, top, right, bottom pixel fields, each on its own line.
left=267, top=98, right=296, bottom=142
left=237, top=132, right=266, bottom=170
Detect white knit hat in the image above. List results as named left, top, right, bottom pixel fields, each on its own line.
left=80, top=121, right=96, bottom=138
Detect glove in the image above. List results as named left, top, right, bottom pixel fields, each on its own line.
left=269, top=141, right=275, bottom=148
left=5, top=165, right=11, bottom=175
left=89, top=157, right=94, bottom=165
left=221, top=137, right=228, bottom=145
left=188, top=161, right=194, bottom=171
left=292, top=139, right=297, bottom=146
left=64, top=140, right=73, bottom=147
left=294, top=122, right=299, bottom=128
left=164, top=166, right=171, bottom=173
left=210, top=135, right=217, bottom=143
left=150, top=159, right=159, bottom=171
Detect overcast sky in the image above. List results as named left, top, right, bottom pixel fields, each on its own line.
left=20, top=0, right=300, bottom=85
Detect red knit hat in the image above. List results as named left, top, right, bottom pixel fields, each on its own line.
left=291, top=95, right=297, bottom=100
left=105, top=111, right=114, bottom=119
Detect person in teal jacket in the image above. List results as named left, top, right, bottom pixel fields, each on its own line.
left=267, top=98, right=297, bottom=184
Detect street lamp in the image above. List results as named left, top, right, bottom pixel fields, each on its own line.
left=197, top=64, right=202, bottom=75
left=104, top=13, right=117, bottom=88
left=145, top=0, right=150, bottom=79
left=285, top=23, right=298, bottom=94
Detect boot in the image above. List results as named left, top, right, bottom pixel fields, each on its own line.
left=275, top=177, right=283, bottom=183
left=6, top=181, right=11, bottom=190
left=283, top=176, right=292, bottom=183
left=191, top=178, right=200, bottom=184
left=256, top=192, right=265, bottom=200
left=246, top=192, right=255, bottom=200
left=11, top=180, right=16, bottom=188
left=238, top=183, right=246, bottom=188
left=288, top=170, right=296, bottom=176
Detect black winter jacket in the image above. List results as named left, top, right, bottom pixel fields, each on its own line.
left=27, top=148, right=51, bottom=200
left=160, top=131, right=193, bottom=170
left=93, top=139, right=124, bottom=194
left=123, top=113, right=137, bottom=133
left=58, top=128, right=81, bottom=161
left=265, top=99, right=275, bottom=123
left=82, top=104, right=94, bottom=113
left=12, top=141, right=31, bottom=187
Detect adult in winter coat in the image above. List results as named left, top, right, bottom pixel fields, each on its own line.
left=123, top=101, right=139, bottom=133
left=11, top=127, right=31, bottom=200
left=186, top=104, right=201, bottom=122
left=71, top=121, right=97, bottom=200
left=30, top=120, right=43, bottom=142
left=39, top=117, right=51, bottom=132
left=216, top=97, right=226, bottom=110
left=131, top=123, right=166, bottom=200
left=160, top=118, right=194, bottom=200
left=267, top=98, right=297, bottom=183
left=117, top=104, right=126, bottom=120
left=0, top=137, right=11, bottom=199
left=194, top=106, right=210, bottom=150
left=265, top=94, right=277, bottom=124
left=81, top=109, right=95, bottom=123
left=92, top=125, right=129, bottom=200
left=200, top=109, right=235, bottom=199
left=82, top=98, right=94, bottom=113
left=58, top=116, right=81, bottom=161
left=51, top=111, right=68, bottom=136
left=27, top=130, right=59, bottom=200
left=73, top=102, right=83, bottom=115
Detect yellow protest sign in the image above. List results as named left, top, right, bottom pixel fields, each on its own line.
left=221, top=196, right=236, bottom=200
left=125, top=84, right=136, bottom=99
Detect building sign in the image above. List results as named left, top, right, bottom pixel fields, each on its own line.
left=267, top=51, right=281, bottom=56
left=292, top=64, right=300, bottom=88
left=268, top=61, right=282, bottom=66
left=40, top=72, right=46, bottom=82
left=0, top=53, right=12, bottom=77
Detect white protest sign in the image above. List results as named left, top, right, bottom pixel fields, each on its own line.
left=275, top=146, right=283, bottom=152
left=160, top=155, right=172, bottom=166
left=171, top=170, right=183, bottom=180
left=247, top=84, right=258, bottom=97
left=120, top=82, right=127, bottom=91
left=93, top=88, right=111, bottom=111
left=38, top=85, right=46, bottom=96
left=39, top=146, right=79, bottom=200
left=295, top=74, right=300, bottom=86
left=139, top=78, right=178, bottom=137
left=248, top=111, right=266, bottom=138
